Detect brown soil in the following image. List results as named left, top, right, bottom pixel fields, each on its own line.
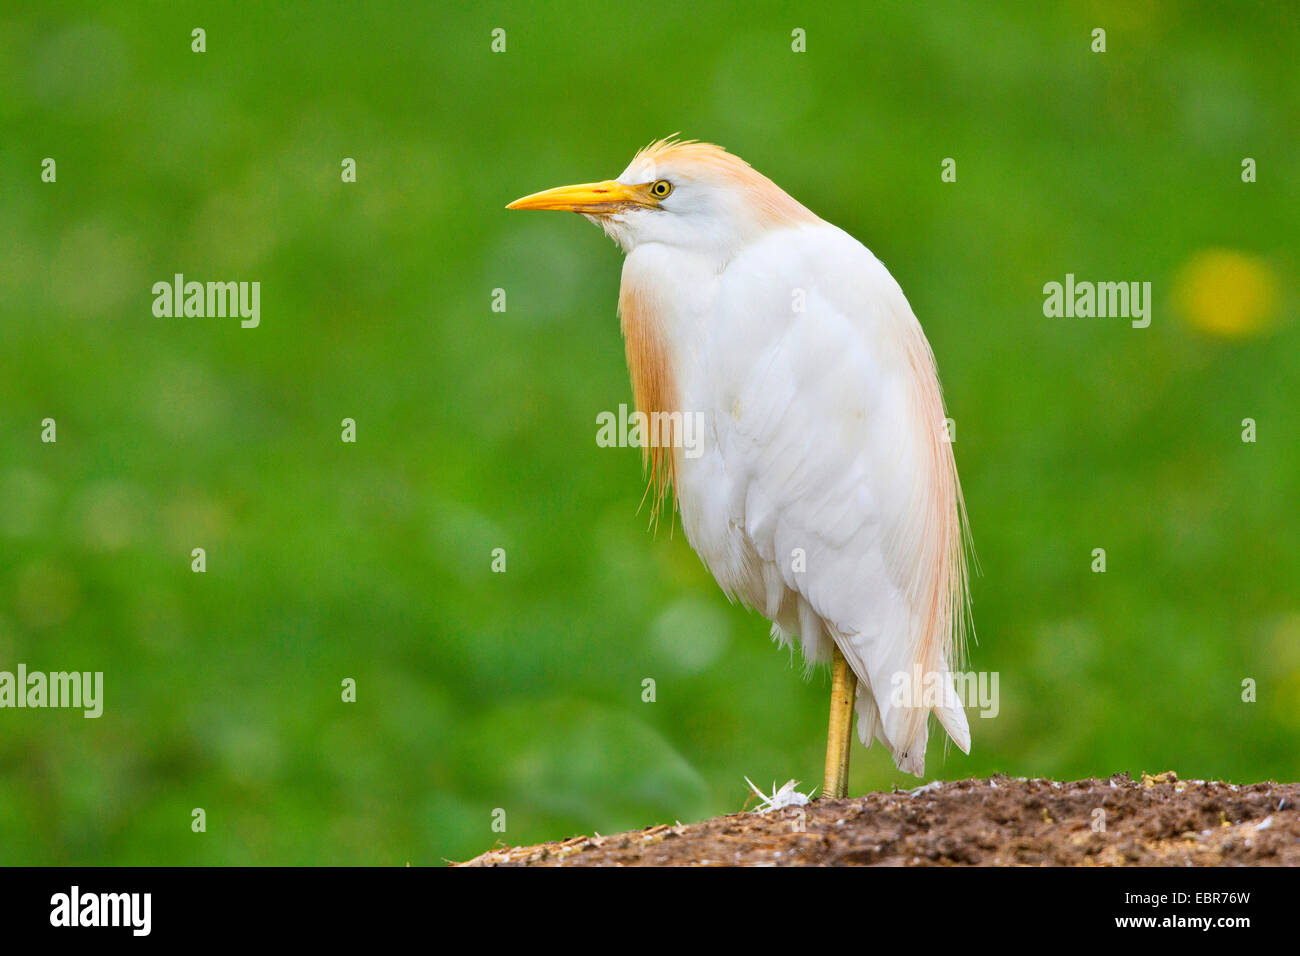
left=458, top=772, right=1300, bottom=866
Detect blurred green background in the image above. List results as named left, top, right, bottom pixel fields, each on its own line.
left=1, top=0, right=1297, bottom=864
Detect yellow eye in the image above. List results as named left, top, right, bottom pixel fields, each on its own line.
left=650, top=179, right=673, bottom=199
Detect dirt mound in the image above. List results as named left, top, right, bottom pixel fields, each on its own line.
left=458, top=772, right=1300, bottom=866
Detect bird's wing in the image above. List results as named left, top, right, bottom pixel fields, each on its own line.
left=707, top=223, right=971, bottom=775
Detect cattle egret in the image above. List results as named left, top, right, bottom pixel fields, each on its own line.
left=508, top=138, right=972, bottom=797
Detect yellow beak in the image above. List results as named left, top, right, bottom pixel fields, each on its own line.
left=506, top=179, right=649, bottom=214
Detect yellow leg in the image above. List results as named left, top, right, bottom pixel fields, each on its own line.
left=822, top=644, right=857, bottom=799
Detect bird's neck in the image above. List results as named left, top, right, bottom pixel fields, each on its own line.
left=617, top=247, right=718, bottom=520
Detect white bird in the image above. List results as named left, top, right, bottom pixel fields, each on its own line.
left=508, top=138, right=972, bottom=795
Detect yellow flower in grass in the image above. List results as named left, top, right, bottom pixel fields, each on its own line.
left=1172, top=249, right=1282, bottom=339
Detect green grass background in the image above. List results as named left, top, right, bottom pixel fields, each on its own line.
left=1, top=0, right=1297, bottom=864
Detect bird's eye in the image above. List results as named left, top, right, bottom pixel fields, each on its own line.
left=650, top=179, right=673, bottom=199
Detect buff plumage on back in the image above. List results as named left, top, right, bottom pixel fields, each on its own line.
left=897, top=322, right=974, bottom=755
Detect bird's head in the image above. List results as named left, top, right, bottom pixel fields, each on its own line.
left=507, top=137, right=817, bottom=256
